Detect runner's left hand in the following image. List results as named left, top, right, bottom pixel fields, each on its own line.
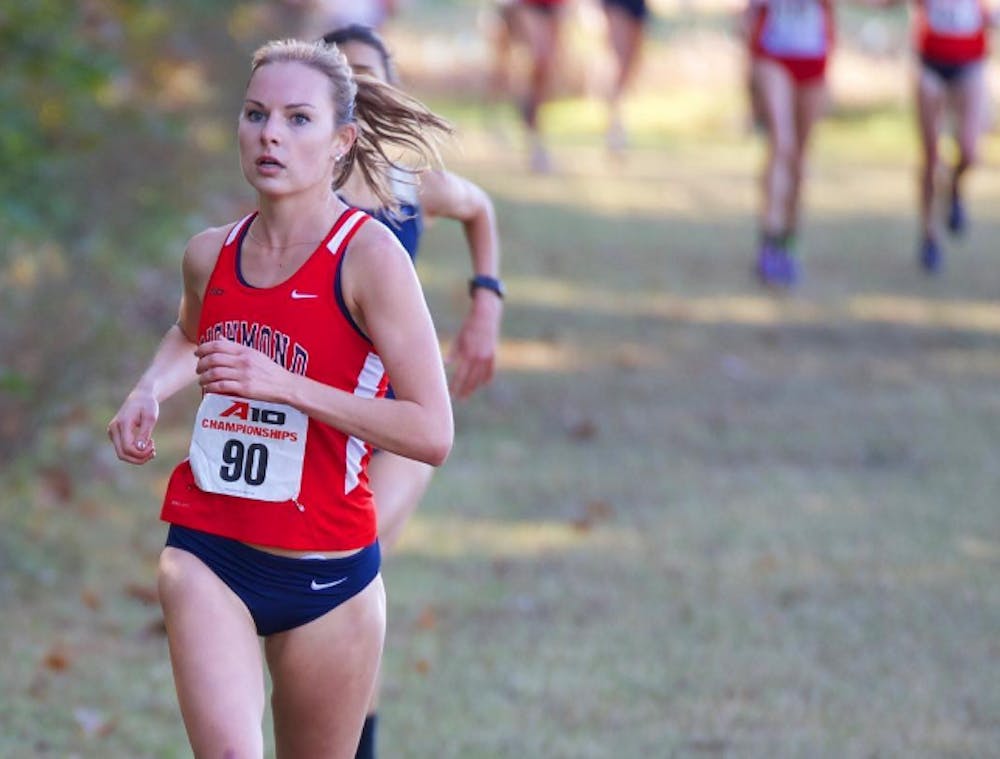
left=447, top=295, right=501, bottom=399
left=195, top=339, right=293, bottom=403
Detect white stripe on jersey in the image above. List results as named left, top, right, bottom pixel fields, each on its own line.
left=327, top=209, right=367, bottom=257
left=226, top=213, right=255, bottom=246
left=344, top=351, right=386, bottom=494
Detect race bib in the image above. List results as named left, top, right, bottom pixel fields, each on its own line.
left=188, top=393, right=308, bottom=502
left=926, top=0, right=982, bottom=36
left=761, top=0, right=827, bottom=58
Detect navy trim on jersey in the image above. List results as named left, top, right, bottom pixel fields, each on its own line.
left=232, top=214, right=256, bottom=288
left=234, top=208, right=354, bottom=290
left=333, top=224, right=374, bottom=344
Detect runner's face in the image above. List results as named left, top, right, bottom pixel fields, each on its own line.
left=339, top=40, right=390, bottom=84
left=238, top=61, right=351, bottom=196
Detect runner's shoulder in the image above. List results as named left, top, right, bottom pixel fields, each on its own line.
left=349, top=212, right=413, bottom=270
left=182, top=222, right=236, bottom=280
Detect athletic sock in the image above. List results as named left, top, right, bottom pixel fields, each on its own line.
left=355, top=713, right=378, bottom=759
left=760, top=230, right=784, bottom=248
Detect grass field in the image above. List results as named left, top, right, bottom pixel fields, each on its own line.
left=3, top=7, right=1000, bottom=758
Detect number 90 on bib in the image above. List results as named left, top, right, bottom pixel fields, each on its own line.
left=188, top=393, right=309, bottom=502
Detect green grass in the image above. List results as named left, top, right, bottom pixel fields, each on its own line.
left=3, top=15, right=1000, bottom=759
left=392, top=112, right=1000, bottom=757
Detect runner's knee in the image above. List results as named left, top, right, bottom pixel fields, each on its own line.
left=956, top=136, right=978, bottom=169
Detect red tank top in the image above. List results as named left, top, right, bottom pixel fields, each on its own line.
left=750, top=0, right=834, bottom=61
left=161, top=208, right=388, bottom=551
left=915, top=0, right=988, bottom=63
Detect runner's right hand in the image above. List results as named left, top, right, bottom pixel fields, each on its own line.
left=108, top=391, right=159, bottom=465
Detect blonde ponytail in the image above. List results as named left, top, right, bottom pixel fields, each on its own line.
left=250, top=39, right=452, bottom=214
left=336, top=73, right=452, bottom=213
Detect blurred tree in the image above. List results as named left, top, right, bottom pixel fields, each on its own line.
left=0, top=0, right=270, bottom=465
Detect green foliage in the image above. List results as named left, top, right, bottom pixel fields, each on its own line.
left=3, top=2, right=133, bottom=238
left=0, top=1, right=255, bottom=461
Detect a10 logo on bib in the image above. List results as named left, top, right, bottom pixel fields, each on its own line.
left=188, top=393, right=309, bottom=502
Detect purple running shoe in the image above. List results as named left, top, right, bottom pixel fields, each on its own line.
left=919, top=236, right=942, bottom=274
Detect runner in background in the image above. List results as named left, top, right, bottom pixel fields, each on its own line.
left=744, top=0, right=835, bottom=287
left=600, top=0, right=650, bottom=154
left=321, top=24, right=504, bottom=759
left=284, top=0, right=400, bottom=36
left=869, top=0, right=997, bottom=272
left=486, top=0, right=569, bottom=171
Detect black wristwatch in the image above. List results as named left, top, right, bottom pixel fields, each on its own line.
left=468, top=274, right=505, bottom=299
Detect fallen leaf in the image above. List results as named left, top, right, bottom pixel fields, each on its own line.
left=565, top=418, right=598, bottom=441
left=415, top=606, right=438, bottom=631
left=753, top=554, right=779, bottom=575
left=686, top=737, right=730, bottom=753
left=570, top=516, right=594, bottom=533
left=614, top=344, right=647, bottom=370
left=139, top=616, right=168, bottom=639
left=80, top=588, right=102, bottom=611
left=124, top=583, right=159, bottom=605
left=42, top=644, right=72, bottom=673
left=77, top=499, right=102, bottom=518
left=778, top=587, right=806, bottom=608
left=570, top=499, right=615, bottom=532
left=38, top=467, right=74, bottom=503
left=585, top=499, right=613, bottom=520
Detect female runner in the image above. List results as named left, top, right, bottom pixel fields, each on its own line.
left=321, top=24, right=504, bottom=759
left=107, top=39, right=453, bottom=758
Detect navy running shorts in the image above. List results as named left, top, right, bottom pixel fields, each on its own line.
left=603, top=0, right=649, bottom=22
left=920, top=56, right=980, bottom=85
left=165, top=524, right=381, bottom=636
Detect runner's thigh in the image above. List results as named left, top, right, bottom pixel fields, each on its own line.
left=265, top=574, right=387, bottom=759
left=158, top=546, right=266, bottom=758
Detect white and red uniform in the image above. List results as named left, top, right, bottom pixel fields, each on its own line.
left=749, top=0, right=835, bottom=84
left=915, top=0, right=989, bottom=63
left=162, top=209, right=388, bottom=551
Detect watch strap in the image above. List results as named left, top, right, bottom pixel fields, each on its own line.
left=468, top=274, right=505, bottom=299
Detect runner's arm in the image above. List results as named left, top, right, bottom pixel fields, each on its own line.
left=107, top=228, right=221, bottom=464
left=195, top=222, right=454, bottom=465
left=418, top=169, right=503, bottom=399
